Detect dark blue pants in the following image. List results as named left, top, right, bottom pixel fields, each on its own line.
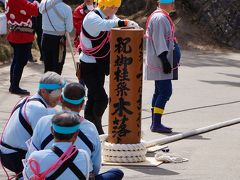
left=42, top=33, right=66, bottom=75
left=34, top=15, right=43, bottom=59
left=9, top=42, right=32, bottom=90
left=0, top=150, right=26, bottom=178
left=81, top=61, right=108, bottom=134
left=173, top=42, right=181, bottom=80
left=152, top=80, right=172, bottom=109
left=96, top=168, right=124, bottom=180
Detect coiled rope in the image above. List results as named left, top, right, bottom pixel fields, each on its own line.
left=103, top=142, right=147, bottom=163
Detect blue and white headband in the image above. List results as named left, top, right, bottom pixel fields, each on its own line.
left=39, top=81, right=66, bottom=90
left=52, top=123, right=80, bottom=134
left=62, top=93, right=85, bottom=105
left=159, top=0, right=175, bottom=4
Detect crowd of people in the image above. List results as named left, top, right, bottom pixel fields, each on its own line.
left=0, top=0, right=180, bottom=179
left=1, top=72, right=124, bottom=179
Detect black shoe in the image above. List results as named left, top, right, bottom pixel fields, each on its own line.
left=9, top=87, right=28, bottom=92
left=151, top=125, right=172, bottom=134
left=9, top=88, right=30, bottom=95
left=162, top=124, right=173, bottom=130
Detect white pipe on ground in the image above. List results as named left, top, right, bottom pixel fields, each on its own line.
left=100, top=118, right=240, bottom=148
left=144, top=117, right=240, bottom=148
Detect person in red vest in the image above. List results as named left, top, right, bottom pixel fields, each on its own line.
left=73, top=0, right=96, bottom=50
left=5, top=0, right=39, bottom=95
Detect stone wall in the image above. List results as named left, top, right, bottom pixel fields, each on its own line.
left=118, top=0, right=147, bottom=16
left=119, top=0, right=240, bottom=49
left=183, top=0, right=240, bottom=49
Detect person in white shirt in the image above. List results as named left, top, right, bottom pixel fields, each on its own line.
left=79, top=0, right=139, bottom=135
left=0, top=71, right=65, bottom=179
left=23, top=112, right=91, bottom=180
left=39, top=0, right=73, bottom=74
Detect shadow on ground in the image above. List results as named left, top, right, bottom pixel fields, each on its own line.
left=182, top=52, right=240, bottom=68
left=123, top=166, right=179, bottom=176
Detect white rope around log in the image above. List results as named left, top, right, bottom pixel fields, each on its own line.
left=103, top=142, right=147, bottom=163
left=103, top=155, right=146, bottom=163
left=104, top=142, right=146, bottom=151
left=104, top=148, right=147, bottom=157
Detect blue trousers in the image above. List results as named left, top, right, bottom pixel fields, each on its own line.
left=96, top=168, right=124, bottom=180
left=152, top=80, right=172, bottom=109
left=173, top=42, right=181, bottom=80
left=9, top=42, right=32, bottom=89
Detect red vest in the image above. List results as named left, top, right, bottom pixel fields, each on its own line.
left=73, top=3, right=87, bottom=36
left=5, top=0, right=38, bottom=44
left=73, top=3, right=91, bottom=48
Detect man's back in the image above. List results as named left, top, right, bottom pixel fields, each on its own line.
left=24, top=142, right=90, bottom=179
left=39, top=0, right=73, bottom=33
left=0, top=94, right=54, bottom=153
left=28, top=113, right=101, bottom=174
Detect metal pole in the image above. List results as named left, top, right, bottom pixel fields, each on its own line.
left=66, top=32, right=77, bottom=71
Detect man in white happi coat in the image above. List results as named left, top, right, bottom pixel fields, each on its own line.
left=145, top=0, right=180, bottom=133
left=39, top=0, right=73, bottom=74
left=26, top=82, right=124, bottom=179
left=23, top=112, right=91, bottom=179
left=0, top=71, right=65, bottom=179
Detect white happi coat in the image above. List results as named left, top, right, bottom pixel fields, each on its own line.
left=145, top=9, right=175, bottom=80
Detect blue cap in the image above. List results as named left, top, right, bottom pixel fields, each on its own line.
left=159, top=0, right=175, bottom=4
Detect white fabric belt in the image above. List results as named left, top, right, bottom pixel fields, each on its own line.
left=43, top=30, right=65, bottom=36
